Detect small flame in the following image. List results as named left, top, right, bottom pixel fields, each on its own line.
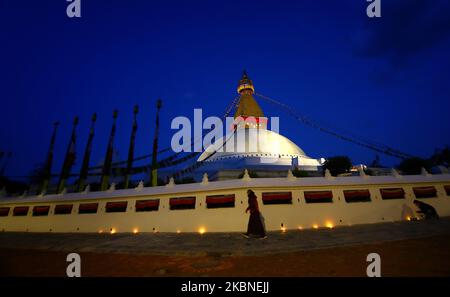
left=312, top=224, right=319, bottom=229
left=198, top=227, right=206, bottom=235
left=281, top=226, right=287, bottom=233
left=133, top=228, right=139, bottom=234
left=110, top=228, right=116, bottom=234
left=176, top=229, right=181, bottom=234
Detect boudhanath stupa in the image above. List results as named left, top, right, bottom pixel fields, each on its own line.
left=196, top=72, right=324, bottom=180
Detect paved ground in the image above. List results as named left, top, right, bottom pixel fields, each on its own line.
left=1, top=234, right=450, bottom=276
left=1, top=219, right=450, bottom=276
left=1, top=218, right=450, bottom=256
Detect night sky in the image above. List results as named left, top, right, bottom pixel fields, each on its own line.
left=1, top=0, right=450, bottom=180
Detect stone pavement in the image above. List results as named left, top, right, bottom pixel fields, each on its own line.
left=1, top=218, right=450, bottom=256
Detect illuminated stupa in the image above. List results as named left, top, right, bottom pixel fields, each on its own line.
left=198, top=72, right=324, bottom=179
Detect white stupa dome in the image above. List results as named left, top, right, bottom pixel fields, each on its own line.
left=198, top=128, right=309, bottom=162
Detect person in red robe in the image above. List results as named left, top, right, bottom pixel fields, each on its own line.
left=242, top=189, right=267, bottom=239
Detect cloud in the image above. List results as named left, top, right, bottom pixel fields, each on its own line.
left=354, top=0, right=450, bottom=67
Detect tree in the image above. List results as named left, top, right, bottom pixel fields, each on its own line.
left=323, top=156, right=352, bottom=176
left=0, top=176, right=29, bottom=195
left=430, top=146, right=450, bottom=167
left=397, top=157, right=431, bottom=175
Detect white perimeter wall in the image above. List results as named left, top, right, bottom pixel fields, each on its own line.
left=1, top=176, right=450, bottom=233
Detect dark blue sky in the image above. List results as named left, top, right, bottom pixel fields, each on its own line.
left=1, top=0, right=450, bottom=179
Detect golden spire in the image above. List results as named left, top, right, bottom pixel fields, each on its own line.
left=237, top=70, right=255, bottom=94
left=234, top=71, right=264, bottom=119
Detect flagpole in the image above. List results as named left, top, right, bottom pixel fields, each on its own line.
left=124, top=105, right=138, bottom=189
left=151, top=99, right=162, bottom=187
left=100, top=110, right=118, bottom=191
left=77, top=113, right=97, bottom=192
left=40, top=121, right=59, bottom=195
left=57, top=116, right=79, bottom=194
